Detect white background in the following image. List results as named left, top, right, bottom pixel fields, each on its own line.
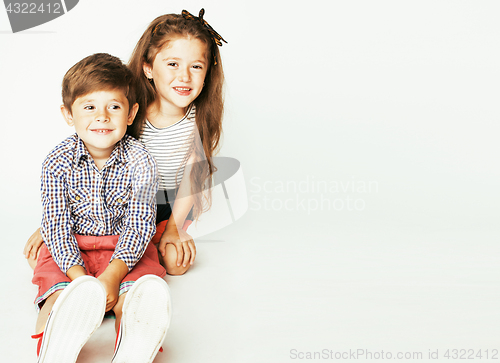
left=1, top=1, right=499, bottom=362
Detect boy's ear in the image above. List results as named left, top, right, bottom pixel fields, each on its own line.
left=60, top=105, right=74, bottom=126
left=127, top=103, right=139, bottom=125
left=143, top=63, right=153, bottom=80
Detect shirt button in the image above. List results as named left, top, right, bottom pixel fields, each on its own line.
left=75, top=196, right=80, bottom=201
left=117, top=198, right=122, bottom=203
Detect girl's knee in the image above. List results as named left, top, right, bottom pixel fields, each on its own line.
left=27, top=255, right=38, bottom=270
left=163, top=244, right=190, bottom=276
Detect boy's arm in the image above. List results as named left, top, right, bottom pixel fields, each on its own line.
left=97, top=259, right=128, bottom=311
left=41, top=163, right=86, bottom=276
left=109, top=153, right=158, bottom=271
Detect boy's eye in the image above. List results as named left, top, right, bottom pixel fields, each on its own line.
left=110, top=105, right=121, bottom=110
left=84, top=105, right=95, bottom=110
left=167, top=62, right=178, bottom=67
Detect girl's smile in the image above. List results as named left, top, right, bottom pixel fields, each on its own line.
left=173, top=87, right=193, bottom=96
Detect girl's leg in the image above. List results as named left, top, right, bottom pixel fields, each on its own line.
left=152, top=218, right=193, bottom=276
left=27, top=254, right=38, bottom=270
left=154, top=202, right=194, bottom=276
left=35, top=290, right=62, bottom=334
left=159, top=244, right=191, bottom=276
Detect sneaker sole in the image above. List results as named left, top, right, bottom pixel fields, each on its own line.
left=112, top=275, right=172, bottom=363
left=37, top=275, right=106, bottom=363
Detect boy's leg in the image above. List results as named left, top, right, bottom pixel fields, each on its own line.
left=111, top=275, right=171, bottom=363
left=34, top=276, right=106, bottom=362
left=112, top=292, right=127, bottom=332
left=32, top=244, right=106, bottom=361
left=35, top=290, right=62, bottom=334
left=32, top=243, right=71, bottom=318
left=109, top=239, right=168, bottom=332
left=87, top=234, right=169, bottom=362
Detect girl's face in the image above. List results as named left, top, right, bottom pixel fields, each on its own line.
left=144, top=37, right=208, bottom=116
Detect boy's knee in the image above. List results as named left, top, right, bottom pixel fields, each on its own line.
left=112, top=293, right=127, bottom=313
left=49, top=289, right=63, bottom=301
left=43, top=289, right=63, bottom=308
left=163, top=244, right=190, bottom=276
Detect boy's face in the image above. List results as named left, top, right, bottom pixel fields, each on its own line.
left=61, top=89, right=138, bottom=160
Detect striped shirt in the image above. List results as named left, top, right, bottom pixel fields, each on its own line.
left=140, top=104, right=196, bottom=190
left=40, top=134, right=158, bottom=274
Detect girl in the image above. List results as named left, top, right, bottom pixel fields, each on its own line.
left=24, top=8, right=226, bottom=276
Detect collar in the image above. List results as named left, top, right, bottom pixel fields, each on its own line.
left=106, top=136, right=127, bottom=167
left=74, top=134, right=91, bottom=167
left=73, top=134, right=128, bottom=168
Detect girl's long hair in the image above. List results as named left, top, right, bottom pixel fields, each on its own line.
left=128, top=13, right=224, bottom=220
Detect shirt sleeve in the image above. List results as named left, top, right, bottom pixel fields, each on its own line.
left=40, top=163, right=85, bottom=274
left=110, top=153, right=158, bottom=270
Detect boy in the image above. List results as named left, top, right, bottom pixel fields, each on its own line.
left=31, top=53, right=171, bottom=363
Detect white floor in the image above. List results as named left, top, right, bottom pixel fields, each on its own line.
left=2, top=207, right=499, bottom=363
left=1, top=2, right=500, bottom=361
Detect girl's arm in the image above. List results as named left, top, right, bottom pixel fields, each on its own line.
left=158, top=152, right=197, bottom=268
left=24, top=227, right=44, bottom=269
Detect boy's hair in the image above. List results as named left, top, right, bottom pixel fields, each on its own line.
left=62, top=53, right=137, bottom=114
left=128, top=13, right=225, bottom=220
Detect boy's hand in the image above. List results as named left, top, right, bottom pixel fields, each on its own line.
left=24, top=228, right=44, bottom=260
left=98, top=259, right=128, bottom=311
left=67, top=265, right=87, bottom=280
left=98, top=273, right=120, bottom=311
left=159, top=225, right=196, bottom=267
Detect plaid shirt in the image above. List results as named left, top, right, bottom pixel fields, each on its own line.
left=40, top=134, right=158, bottom=274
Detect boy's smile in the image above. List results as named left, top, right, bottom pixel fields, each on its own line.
left=61, top=89, right=138, bottom=165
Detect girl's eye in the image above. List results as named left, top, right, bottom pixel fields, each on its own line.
left=192, top=65, right=203, bottom=69
left=84, top=105, right=94, bottom=110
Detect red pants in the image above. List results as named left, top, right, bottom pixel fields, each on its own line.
left=32, top=234, right=166, bottom=308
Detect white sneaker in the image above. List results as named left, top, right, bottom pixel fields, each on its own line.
left=37, top=275, right=106, bottom=363
left=112, top=275, right=172, bottom=363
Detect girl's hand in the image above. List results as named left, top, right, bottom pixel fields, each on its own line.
left=24, top=228, right=44, bottom=260
left=158, top=225, right=196, bottom=267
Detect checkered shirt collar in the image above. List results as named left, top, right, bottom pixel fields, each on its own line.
left=73, top=134, right=127, bottom=168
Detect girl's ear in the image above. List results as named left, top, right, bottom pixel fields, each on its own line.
left=61, top=105, right=74, bottom=126
left=143, top=63, right=153, bottom=80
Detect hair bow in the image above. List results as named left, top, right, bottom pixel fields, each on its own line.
left=182, top=8, right=227, bottom=47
